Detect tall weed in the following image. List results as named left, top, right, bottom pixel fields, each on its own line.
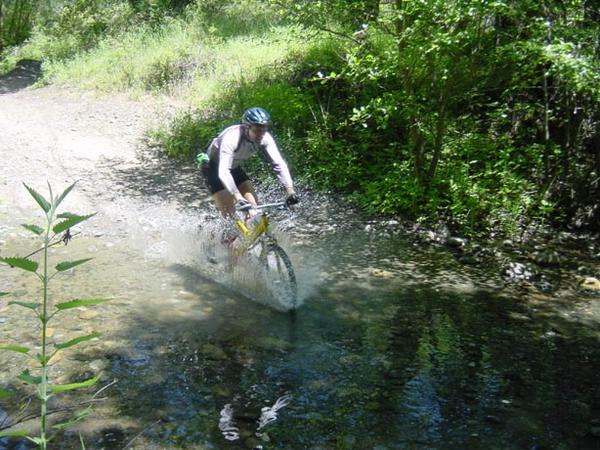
left=0, top=182, right=109, bottom=449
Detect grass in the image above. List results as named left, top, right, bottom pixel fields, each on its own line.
left=25, top=2, right=308, bottom=108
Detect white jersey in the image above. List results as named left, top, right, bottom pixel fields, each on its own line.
left=207, top=124, right=294, bottom=196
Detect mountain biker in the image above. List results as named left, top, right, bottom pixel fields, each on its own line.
left=199, top=107, right=299, bottom=217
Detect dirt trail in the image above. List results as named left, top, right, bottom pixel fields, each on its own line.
left=0, top=68, right=211, bottom=226
left=0, top=71, right=256, bottom=437
left=1, top=82, right=158, bottom=200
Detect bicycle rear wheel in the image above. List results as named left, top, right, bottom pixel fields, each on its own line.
left=261, top=243, right=297, bottom=309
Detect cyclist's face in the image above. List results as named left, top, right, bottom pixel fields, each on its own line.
left=248, top=124, right=268, bottom=142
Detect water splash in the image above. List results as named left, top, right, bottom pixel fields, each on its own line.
left=191, top=214, right=318, bottom=311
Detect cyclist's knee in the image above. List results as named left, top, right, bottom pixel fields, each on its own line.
left=239, top=181, right=258, bottom=203
left=212, top=190, right=235, bottom=216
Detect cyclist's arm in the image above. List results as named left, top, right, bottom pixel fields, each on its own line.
left=260, top=134, right=295, bottom=193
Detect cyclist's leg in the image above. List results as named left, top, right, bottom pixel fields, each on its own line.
left=235, top=168, right=259, bottom=220
left=207, top=161, right=236, bottom=217
left=212, top=189, right=236, bottom=217
left=211, top=169, right=256, bottom=216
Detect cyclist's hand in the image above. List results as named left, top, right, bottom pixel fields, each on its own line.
left=285, top=193, right=299, bottom=206
left=236, top=198, right=252, bottom=211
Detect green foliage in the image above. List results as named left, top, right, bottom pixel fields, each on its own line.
left=268, top=0, right=379, bottom=28
left=151, top=110, right=224, bottom=159
left=275, top=0, right=600, bottom=233
left=3, top=0, right=598, bottom=235
left=152, top=70, right=316, bottom=163
left=214, top=74, right=315, bottom=137
left=129, top=0, right=193, bottom=17
left=0, top=0, right=37, bottom=51
left=0, top=182, right=106, bottom=449
left=187, top=0, right=279, bottom=38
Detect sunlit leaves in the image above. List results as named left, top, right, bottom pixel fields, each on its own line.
left=542, top=41, right=600, bottom=101
left=9, top=301, right=39, bottom=310
left=53, top=213, right=95, bottom=234
left=23, top=183, right=51, bottom=213
left=1, top=181, right=102, bottom=446
left=18, top=369, right=42, bottom=385
left=54, top=182, right=77, bottom=209
left=21, top=224, right=44, bottom=235
left=0, top=388, right=14, bottom=400
left=52, top=406, right=93, bottom=431
left=55, top=298, right=110, bottom=311
left=0, top=344, right=30, bottom=354
left=37, top=354, right=51, bottom=365
left=55, top=258, right=93, bottom=272
left=0, top=430, right=29, bottom=438
left=54, top=332, right=101, bottom=350
left=50, top=375, right=99, bottom=393
left=0, top=257, right=39, bottom=273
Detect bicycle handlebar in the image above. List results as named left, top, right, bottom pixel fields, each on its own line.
left=255, top=201, right=287, bottom=210
left=236, top=201, right=288, bottom=212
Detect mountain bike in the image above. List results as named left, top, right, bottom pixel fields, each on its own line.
left=220, top=202, right=298, bottom=309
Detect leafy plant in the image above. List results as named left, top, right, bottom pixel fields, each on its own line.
left=0, top=0, right=37, bottom=52
left=0, top=182, right=109, bottom=449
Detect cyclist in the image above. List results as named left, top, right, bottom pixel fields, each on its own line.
left=199, top=107, right=299, bottom=217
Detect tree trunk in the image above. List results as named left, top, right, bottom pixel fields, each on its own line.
left=411, top=118, right=425, bottom=182
left=0, top=1, right=4, bottom=52
left=394, top=0, right=404, bottom=36
left=427, top=96, right=446, bottom=182
left=365, top=0, right=380, bottom=22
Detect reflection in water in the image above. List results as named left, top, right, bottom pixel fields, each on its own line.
left=399, top=369, right=442, bottom=443
left=218, top=404, right=239, bottom=441
left=256, top=394, right=293, bottom=431
left=218, top=394, right=292, bottom=442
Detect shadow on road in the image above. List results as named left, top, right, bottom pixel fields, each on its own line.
left=0, top=59, right=42, bottom=95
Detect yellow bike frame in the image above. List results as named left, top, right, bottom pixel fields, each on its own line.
left=232, top=214, right=270, bottom=257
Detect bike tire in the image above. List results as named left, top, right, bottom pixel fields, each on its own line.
left=262, top=243, right=297, bottom=309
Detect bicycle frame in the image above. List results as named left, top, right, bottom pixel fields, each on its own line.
left=231, top=202, right=286, bottom=257
left=223, top=201, right=298, bottom=308
left=233, top=213, right=269, bottom=256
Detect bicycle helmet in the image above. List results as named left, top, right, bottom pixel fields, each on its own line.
left=241, top=107, right=271, bottom=126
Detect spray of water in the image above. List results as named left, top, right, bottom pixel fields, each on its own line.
left=105, top=192, right=325, bottom=311
left=189, top=213, right=322, bottom=311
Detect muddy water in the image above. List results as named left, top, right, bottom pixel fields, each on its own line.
left=1, top=87, right=599, bottom=450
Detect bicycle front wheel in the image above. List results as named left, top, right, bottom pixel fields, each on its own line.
left=261, top=243, right=297, bottom=309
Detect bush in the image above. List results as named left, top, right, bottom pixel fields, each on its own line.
left=25, top=0, right=135, bottom=62
left=151, top=110, right=225, bottom=160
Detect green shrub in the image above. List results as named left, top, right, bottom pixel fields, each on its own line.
left=31, top=0, right=135, bottom=61
left=150, top=110, right=225, bottom=160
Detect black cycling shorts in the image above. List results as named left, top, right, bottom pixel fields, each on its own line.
left=205, top=161, right=250, bottom=194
